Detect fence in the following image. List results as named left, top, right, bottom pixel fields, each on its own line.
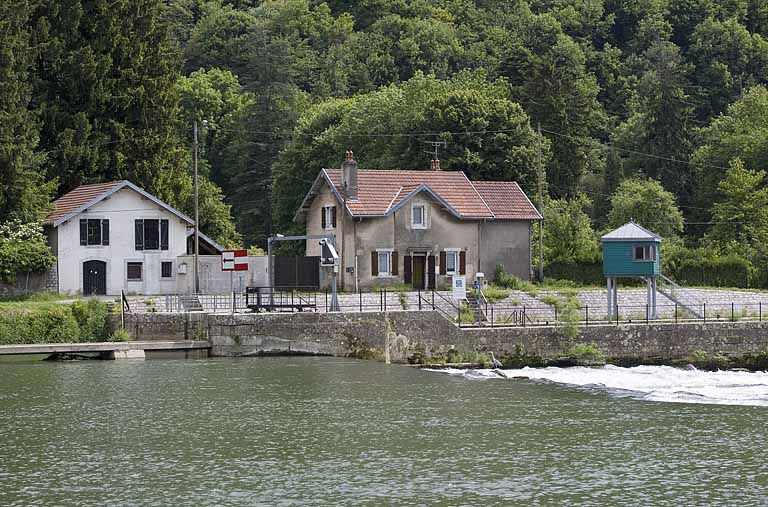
left=126, top=288, right=768, bottom=329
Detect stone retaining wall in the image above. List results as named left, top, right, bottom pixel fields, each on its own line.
left=118, top=311, right=768, bottom=363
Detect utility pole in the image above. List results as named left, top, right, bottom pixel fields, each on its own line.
left=193, top=120, right=200, bottom=294
left=537, top=124, right=544, bottom=283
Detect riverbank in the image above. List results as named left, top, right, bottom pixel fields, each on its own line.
left=116, top=311, right=768, bottom=369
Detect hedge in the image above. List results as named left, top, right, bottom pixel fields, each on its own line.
left=0, top=300, right=112, bottom=345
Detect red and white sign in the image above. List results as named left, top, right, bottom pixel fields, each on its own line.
left=222, top=249, right=248, bottom=271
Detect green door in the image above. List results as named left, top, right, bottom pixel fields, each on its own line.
left=412, top=256, right=425, bottom=290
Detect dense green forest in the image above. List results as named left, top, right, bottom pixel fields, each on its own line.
left=2, top=0, right=768, bottom=284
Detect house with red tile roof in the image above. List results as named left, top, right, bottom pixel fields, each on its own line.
left=295, top=152, right=542, bottom=290
left=45, top=180, right=222, bottom=296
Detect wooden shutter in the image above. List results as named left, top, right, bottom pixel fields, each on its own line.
left=404, top=256, right=412, bottom=284
left=331, top=207, right=337, bottom=228
left=135, top=219, right=144, bottom=250
left=371, top=251, right=378, bottom=276
left=80, top=219, right=88, bottom=245
left=321, top=208, right=327, bottom=229
left=427, top=256, right=436, bottom=289
left=459, top=251, right=466, bottom=275
left=101, top=219, right=109, bottom=246
left=391, top=251, right=399, bottom=276
left=439, top=251, right=446, bottom=275
left=160, top=219, right=169, bottom=250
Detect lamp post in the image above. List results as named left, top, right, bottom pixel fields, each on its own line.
left=193, top=119, right=207, bottom=294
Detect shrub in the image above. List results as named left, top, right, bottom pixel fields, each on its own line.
left=110, top=328, right=132, bottom=342
left=566, top=343, right=606, bottom=365
left=70, top=299, right=111, bottom=341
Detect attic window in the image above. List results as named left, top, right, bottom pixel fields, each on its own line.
left=633, top=244, right=656, bottom=262
left=412, top=204, right=426, bottom=229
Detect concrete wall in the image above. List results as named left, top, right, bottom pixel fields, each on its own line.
left=175, top=255, right=268, bottom=294
left=54, top=187, right=188, bottom=295
left=121, top=311, right=768, bottom=363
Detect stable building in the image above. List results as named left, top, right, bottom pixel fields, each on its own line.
left=44, top=180, right=221, bottom=296
left=295, top=151, right=542, bottom=291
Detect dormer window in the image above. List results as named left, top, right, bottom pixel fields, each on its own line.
left=412, top=204, right=426, bottom=229
left=321, top=206, right=337, bottom=230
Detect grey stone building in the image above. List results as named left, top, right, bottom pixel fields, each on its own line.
left=295, top=152, right=542, bottom=291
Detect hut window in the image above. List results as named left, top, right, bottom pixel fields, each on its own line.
left=633, top=245, right=656, bottom=262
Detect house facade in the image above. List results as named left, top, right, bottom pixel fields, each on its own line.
left=45, top=180, right=220, bottom=296
left=295, top=152, right=542, bottom=291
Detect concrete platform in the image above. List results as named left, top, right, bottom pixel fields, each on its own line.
left=0, top=340, right=210, bottom=356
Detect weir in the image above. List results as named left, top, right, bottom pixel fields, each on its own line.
left=117, top=311, right=768, bottom=364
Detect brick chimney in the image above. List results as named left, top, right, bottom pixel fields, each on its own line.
left=341, top=150, right=358, bottom=200
left=430, top=159, right=441, bottom=171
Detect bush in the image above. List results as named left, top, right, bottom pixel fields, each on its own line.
left=0, top=306, right=80, bottom=345
left=566, top=343, right=606, bottom=365
left=110, top=328, right=132, bottom=342
left=0, top=300, right=112, bottom=345
left=545, top=262, right=604, bottom=286
left=662, top=244, right=752, bottom=288
left=70, top=300, right=111, bottom=341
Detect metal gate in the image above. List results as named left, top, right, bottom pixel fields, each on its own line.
left=83, top=260, right=107, bottom=295
left=274, top=256, right=320, bottom=289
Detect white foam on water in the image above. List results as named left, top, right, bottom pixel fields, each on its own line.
left=428, top=365, right=768, bottom=406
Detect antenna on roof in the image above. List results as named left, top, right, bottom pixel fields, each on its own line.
left=424, top=140, right=446, bottom=171
left=423, top=140, right=446, bottom=160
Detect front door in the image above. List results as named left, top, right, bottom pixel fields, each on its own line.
left=412, top=256, right=426, bottom=290
left=83, top=260, right=107, bottom=295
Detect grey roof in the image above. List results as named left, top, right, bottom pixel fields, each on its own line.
left=601, top=222, right=662, bottom=242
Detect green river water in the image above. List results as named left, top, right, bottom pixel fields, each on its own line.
left=0, top=357, right=766, bottom=506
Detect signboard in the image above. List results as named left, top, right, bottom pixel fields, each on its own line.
left=222, top=249, right=248, bottom=272
left=319, top=239, right=339, bottom=266
left=452, top=275, right=466, bottom=301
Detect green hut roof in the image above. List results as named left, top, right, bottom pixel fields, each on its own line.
left=601, top=222, right=662, bottom=242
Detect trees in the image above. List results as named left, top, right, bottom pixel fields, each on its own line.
left=0, top=0, right=54, bottom=222
left=691, top=86, right=768, bottom=220
left=542, top=196, right=600, bottom=264
left=270, top=72, right=546, bottom=236
left=0, top=221, right=56, bottom=284
left=607, top=179, right=684, bottom=238
left=32, top=0, right=190, bottom=198
left=706, top=160, right=768, bottom=251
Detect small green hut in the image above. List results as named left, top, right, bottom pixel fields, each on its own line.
left=601, top=222, right=662, bottom=319
left=601, top=222, right=661, bottom=277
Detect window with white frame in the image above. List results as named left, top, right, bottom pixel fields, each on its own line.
left=412, top=204, right=426, bottom=229
left=321, top=205, right=337, bottom=230
left=377, top=250, right=391, bottom=276
left=445, top=250, right=459, bottom=274
left=633, top=244, right=656, bottom=262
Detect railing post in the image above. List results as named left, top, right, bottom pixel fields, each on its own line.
left=585, top=305, right=589, bottom=326
left=522, top=306, right=526, bottom=328
left=675, top=303, right=678, bottom=324
left=457, top=303, right=461, bottom=327
left=731, top=302, right=735, bottom=322
left=646, top=304, right=649, bottom=325
left=359, top=289, right=362, bottom=313
left=760, top=302, right=762, bottom=322
left=615, top=304, right=619, bottom=326
left=325, top=289, right=328, bottom=312
left=491, top=305, right=494, bottom=328
left=554, top=305, right=558, bottom=324
left=703, top=302, right=706, bottom=324
left=418, top=290, right=422, bottom=311
left=432, top=289, right=435, bottom=310
left=384, top=289, right=387, bottom=312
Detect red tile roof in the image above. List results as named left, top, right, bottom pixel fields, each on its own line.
left=472, top=181, right=542, bottom=220
left=45, top=181, right=125, bottom=224
left=324, top=169, right=494, bottom=218
left=317, top=169, right=541, bottom=220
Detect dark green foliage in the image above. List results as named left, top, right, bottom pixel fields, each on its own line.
left=0, top=300, right=111, bottom=345
left=545, top=262, right=605, bottom=286
left=0, top=1, right=55, bottom=221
